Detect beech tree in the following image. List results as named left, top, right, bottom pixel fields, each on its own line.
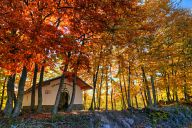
left=0, top=0, right=191, bottom=117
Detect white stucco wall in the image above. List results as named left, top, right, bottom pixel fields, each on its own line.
left=22, top=78, right=83, bottom=106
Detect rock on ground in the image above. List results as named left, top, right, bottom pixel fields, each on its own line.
left=0, top=105, right=192, bottom=128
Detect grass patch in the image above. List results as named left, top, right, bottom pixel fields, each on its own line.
left=49, top=114, right=91, bottom=128
left=147, top=110, right=169, bottom=127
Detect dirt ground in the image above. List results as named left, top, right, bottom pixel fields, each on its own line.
left=0, top=105, right=192, bottom=128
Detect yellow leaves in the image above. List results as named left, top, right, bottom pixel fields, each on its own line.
left=4, top=70, right=12, bottom=76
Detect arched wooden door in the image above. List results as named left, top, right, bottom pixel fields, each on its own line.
left=58, top=91, right=69, bottom=111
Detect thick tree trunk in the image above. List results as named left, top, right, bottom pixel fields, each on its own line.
left=52, top=71, right=66, bottom=114
left=37, top=65, right=44, bottom=113
left=67, top=75, right=77, bottom=111
left=3, top=75, right=15, bottom=117
left=141, top=67, right=152, bottom=107
left=127, top=65, right=132, bottom=108
left=67, top=38, right=84, bottom=111
left=0, top=77, right=7, bottom=110
left=151, top=76, right=157, bottom=107
left=12, top=67, right=28, bottom=117
left=67, top=39, right=84, bottom=111
left=98, top=68, right=104, bottom=110
left=52, top=52, right=70, bottom=115
left=31, top=63, right=38, bottom=112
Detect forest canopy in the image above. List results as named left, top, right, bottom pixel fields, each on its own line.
left=0, top=0, right=191, bottom=117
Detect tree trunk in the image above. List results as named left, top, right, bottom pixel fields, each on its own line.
left=183, top=82, right=188, bottom=102
left=173, top=72, right=178, bottom=103
left=165, top=73, right=171, bottom=102
left=67, top=75, right=77, bottom=111
left=37, top=65, right=44, bottom=113
left=110, top=66, right=113, bottom=110
left=67, top=38, right=84, bottom=111
left=127, top=65, right=132, bottom=108
left=4, top=75, right=15, bottom=117
left=151, top=76, right=157, bottom=107
left=140, top=91, right=146, bottom=108
left=131, top=98, right=134, bottom=107
left=144, top=88, right=148, bottom=106
left=98, top=68, right=104, bottom=110
left=114, top=96, right=116, bottom=110
left=31, top=63, right=38, bottom=112
left=135, top=95, right=138, bottom=108
left=13, top=92, right=17, bottom=110
left=175, top=89, right=178, bottom=102
left=172, top=88, right=175, bottom=102
left=84, top=92, right=87, bottom=109
left=111, top=89, right=113, bottom=110
left=52, top=52, right=70, bottom=115
left=90, top=74, right=96, bottom=110
left=141, top=67, right=152, bottom=107
left=67, top=39, right=84, bottom=111
left=183, top=74, right=189, bottom=102
left=105, top=67, right=108, bottom=110
left=94, top=66, right=100, bottom=109
left=175, top=87, right=179, bottom=103
left=0, top=77, right=7, bottom=110
left=90, top=64, right=100, bottom=110
left=123, top=74, right=128, bottom=107
left=96, top=83, right=99, bottom=109
left=12, top=67, right=28, bottom=117
left=119, top=74, right=126, bottom=109
left=91, top=50, right=102, bottom=110
left=52, top=72, right=66, bottom=114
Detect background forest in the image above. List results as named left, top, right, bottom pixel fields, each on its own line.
left=0, top=0, right=191, bottom=118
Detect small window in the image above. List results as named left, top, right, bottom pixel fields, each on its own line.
left=45, top=90, right=51, bottom=94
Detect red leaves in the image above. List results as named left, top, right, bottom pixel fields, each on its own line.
left=0, top=0, right=77, bottom=73
left=0, top=0, right=150, bottom=75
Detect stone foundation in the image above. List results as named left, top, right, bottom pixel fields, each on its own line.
left=70, top=104, right=84, bottom=110
left=22, top=104, right=84, bottom=112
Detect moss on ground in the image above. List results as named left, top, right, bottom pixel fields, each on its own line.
left=148, top=110, right=169, bottom=127
left=0, top=105, right=192, bottom=128
left=49, top=114, right=91, bottom=128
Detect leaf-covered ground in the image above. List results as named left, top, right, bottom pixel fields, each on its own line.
left=0, top=105, right=192, bottom=128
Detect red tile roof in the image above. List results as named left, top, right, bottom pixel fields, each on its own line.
left=24, top=75, right=92, bottom=94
